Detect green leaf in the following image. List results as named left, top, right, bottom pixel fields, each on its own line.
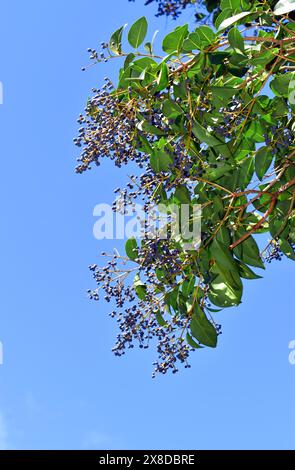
left=204, top=164, right=232, bottom=182
left=211, top=86, right=236, bottom=109
left=218, top=11, right=255, bottom=31
left=182, top=276, right=196, bottom=297
left=125, top=238, right=138, bottom=260
left=186, top=332, right=203, bottom=349
left=228, top=27, right=245, bottom=52
left=162, top=24, right=188, bottom=54
left=162, top=99, right=183, bottom=119
left=124, top=53, right=135, bottom=69
left=184, top=26, right=215, bottom=51
left=236, top=260, right=262, bottom=279
left=128, top=17, right=148, bottom=49
left=133, top=274, right=147, bottom=300
left=215, top=8, right=232, bottom=30
left=137, top=119, right=165, bottom=136
left=190, top=304, right=217, bottom=348
left=156, top=62, right=169, bottom=91
left=244, top=121, right=265, bottom=143
left=192, top=121, right=223, bottom=147
left=216, top=226, right=231, bottom=245
left=154, top=311, right=167, bottom=327
left=174, top=185, right=191, bottom=204
left=233, top=231, right=265, bottom=268
left=210, top=238, right=238, bottom=272
left=209, top=270, right=243, bottom=307
left=220, top=0, right=241, bottom=9
left=238, top=155, right=254, bottom=190
left=274, top=0, right=295, bottom=15
left=196, top=26, right=215, bottom=44
left=255, top=146, right=273, bottom=180
left=279, top=239, right=295, bottom=260
left=150, top=149, right=173, bottom=173
left=270, top=72, right=295, bottom=98
left=109, top=24, right=126, bottom=55
left=183, top=33, right=202, bottom=51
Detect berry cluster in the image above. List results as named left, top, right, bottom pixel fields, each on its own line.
left=74, top=79, right=142, bottom=173
left=264, top=126, right=293, bottom=156
left=213, top=98, right=243, bottom=138
left=88, top=251, right=198, bottom=376
left=264, top=239, right=295, bottom=263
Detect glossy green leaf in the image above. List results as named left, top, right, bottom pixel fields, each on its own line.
left=162, top=25, right=188, bottom=54
left=209, top=271, right=243, bottom=307
left=156, top=62, right=169, bottom=91
left=233, top=231, right=265, bottom=268
left=255, top=146, right=273, bottom=180
left=125, top=238, right=138, bottom=260
left=128, top=17, right=148, bottom=49
left=218, top=11, right=256, bottom=31
left=236, top=260, right=262, bottom=279
left=270, top=72, right=295, bottom=98
left=190, top=304, right=217, bottom=348
left=228, top=27, right=245, bottom=52
left=210, top=238, right=238, bottom=272
left=274, top=0, right=295, bottom=15
left=186, top=332, right=203, bottom=349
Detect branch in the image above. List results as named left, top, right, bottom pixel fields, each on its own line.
left=229, top=177, right=295, bottom=250
left=229, top=197, right=277, bottom=250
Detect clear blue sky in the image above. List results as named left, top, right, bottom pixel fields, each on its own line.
left=0, top=0, right=294, bottom=450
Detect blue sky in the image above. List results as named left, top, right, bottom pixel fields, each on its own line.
left=0, top=0, right=294, bottom=450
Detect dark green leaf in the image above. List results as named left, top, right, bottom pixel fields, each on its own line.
left=186, top=332, right=203, bottom=349
left=210, top=238, right=238, bottom=272
left=236, top=260, right=262, bottom=279
left=233, top=231, right=265, bottom=268
left=190, top=304, right=217, bottom=348
left=238, top=156, right=254, bottom=190
left=228, top=27, right=245, bottom=52
left=255, top=146, right=273, bottom=180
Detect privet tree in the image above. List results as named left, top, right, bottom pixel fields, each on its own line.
left=75, top=0, right=295, bottom=376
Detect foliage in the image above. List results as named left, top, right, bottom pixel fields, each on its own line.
left=76, top=1, right=295, bottom=375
